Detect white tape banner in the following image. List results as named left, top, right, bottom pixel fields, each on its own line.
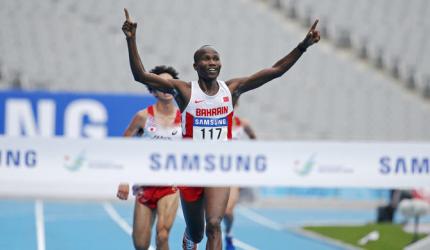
left=0, top=137, right=429, bottom=199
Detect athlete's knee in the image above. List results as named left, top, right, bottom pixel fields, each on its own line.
left=156, top=227, right=169, bottom=246
left=188, top=227, right=204, bottom=243
left=132, top=231, right=150, bottom=250
left=224, top=209, right=234, bottom=218
left=206, top=217, right=222, bottom=237
left=133, top=238, right=150, bottom=250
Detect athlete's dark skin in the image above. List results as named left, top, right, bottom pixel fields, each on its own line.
left=122, top=8, right=320, bottom=250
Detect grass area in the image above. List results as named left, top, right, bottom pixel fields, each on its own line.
left=303, top=223, right=427, bottom=250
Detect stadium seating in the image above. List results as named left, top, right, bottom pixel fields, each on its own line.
left=276, top=0, right=430, bottom=94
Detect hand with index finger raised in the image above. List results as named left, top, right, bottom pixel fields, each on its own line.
left=124, top=8, right=131, bottom=22
left=122, top=8, right=137, bottom=39
left=300, top=19, right=321, bottom=49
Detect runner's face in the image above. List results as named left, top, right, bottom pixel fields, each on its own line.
left=153, top=73, right=174, bottom=101
left=194, top=48, right=221, bottom=80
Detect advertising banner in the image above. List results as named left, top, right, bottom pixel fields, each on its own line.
left=0, top=90, right=155, bottom=137
left=1, top=137, right=429, bottom=199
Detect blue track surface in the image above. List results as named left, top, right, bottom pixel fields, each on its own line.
left=2, top=199, right=427, bottom=250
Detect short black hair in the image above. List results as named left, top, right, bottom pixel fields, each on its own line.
left=146, top=65, right=179, bottom=92
left=193, top=45, right=217, bottom=63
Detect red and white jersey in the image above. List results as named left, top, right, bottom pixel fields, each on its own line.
left=232, top=116, right=247, bottom=140
left=142, top=105, right=182, bottom=140
left=182, top=81, right=234, bottom=140
left=413, top=188, right=430, bottom=204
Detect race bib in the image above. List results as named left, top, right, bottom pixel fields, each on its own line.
left=193, top=117, right=228, bottom=140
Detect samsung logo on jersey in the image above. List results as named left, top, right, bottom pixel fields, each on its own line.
left=0, top=149, right=37, bottom=168
left=194, top=117, right=227, bottom=127
left=379, top=156, right=429, bottom=175
left=149, top=153, right=267, bottom=173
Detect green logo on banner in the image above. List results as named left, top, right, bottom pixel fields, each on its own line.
left=64, top=152, right=85, bottom=172
left=294, top=154, right=316, bottom=176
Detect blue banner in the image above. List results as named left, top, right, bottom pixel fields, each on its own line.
left=0, top=90, right=156, bottom=137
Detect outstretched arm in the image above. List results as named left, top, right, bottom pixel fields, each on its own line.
left=227, top=20, right=320, bottom=98
left=122, top=9, right=188, bottom=95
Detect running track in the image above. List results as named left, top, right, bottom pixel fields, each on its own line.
left=0, top=199, right=383, bottom=250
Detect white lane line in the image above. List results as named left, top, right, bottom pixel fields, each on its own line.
left=238, top=207, right=361, bottom=249
left=103, top=202, right=155, bottom=250
left=103, top=203, right=132, bottom=235
left=177, top=205, right=259, bottom=250
left=35, top=200, right=46, bottom=250
left=232, top=238, right=260, bottom=250
left=237, top=206, right=284, bottom=231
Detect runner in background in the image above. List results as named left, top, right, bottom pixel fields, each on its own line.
left=117, top=65, right=181, bottom=250
left=224, top=99, right=257, bottom=250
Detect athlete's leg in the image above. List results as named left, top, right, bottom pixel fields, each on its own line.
left=224, top=187, right=239, bottom=235
left=205, top=187, right=230, bottom=250
left=155, top=191, right=180, bottom=250
left=180, top=194, right=205, bottom=243
left=133, top=198, right=156, bottom=250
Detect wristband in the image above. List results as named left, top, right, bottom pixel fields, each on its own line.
left=297, top=42, right=307, bottom=53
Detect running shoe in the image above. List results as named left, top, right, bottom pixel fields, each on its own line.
left=182, top=231, right=197, bottom=250
left=225, top=235, right=235, bottom=250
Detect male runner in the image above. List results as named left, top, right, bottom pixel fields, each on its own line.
left=117, top=65, right=181, bottom=250
left=122, top=8, right=320, bottom=250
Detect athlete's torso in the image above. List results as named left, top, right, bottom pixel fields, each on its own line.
left=182, top=81, right=234, bottom=140
left=142, top=105, right=182, bottom=140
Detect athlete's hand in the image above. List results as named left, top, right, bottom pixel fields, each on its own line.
left=122, top=8, right=137, bottom=39
left=300, top=20, right=320, bottom=49
left=117, top=183, right=130, bottom=200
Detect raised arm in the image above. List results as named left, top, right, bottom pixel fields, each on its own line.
left=227, top=20, right=320, bottom=98
left=122, top=9, right=189, bottom=98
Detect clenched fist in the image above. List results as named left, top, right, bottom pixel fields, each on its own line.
left=117, top=183, right=130, bottom=200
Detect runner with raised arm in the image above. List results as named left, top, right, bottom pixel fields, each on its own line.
left=122, top=8, right=320, bottom=250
